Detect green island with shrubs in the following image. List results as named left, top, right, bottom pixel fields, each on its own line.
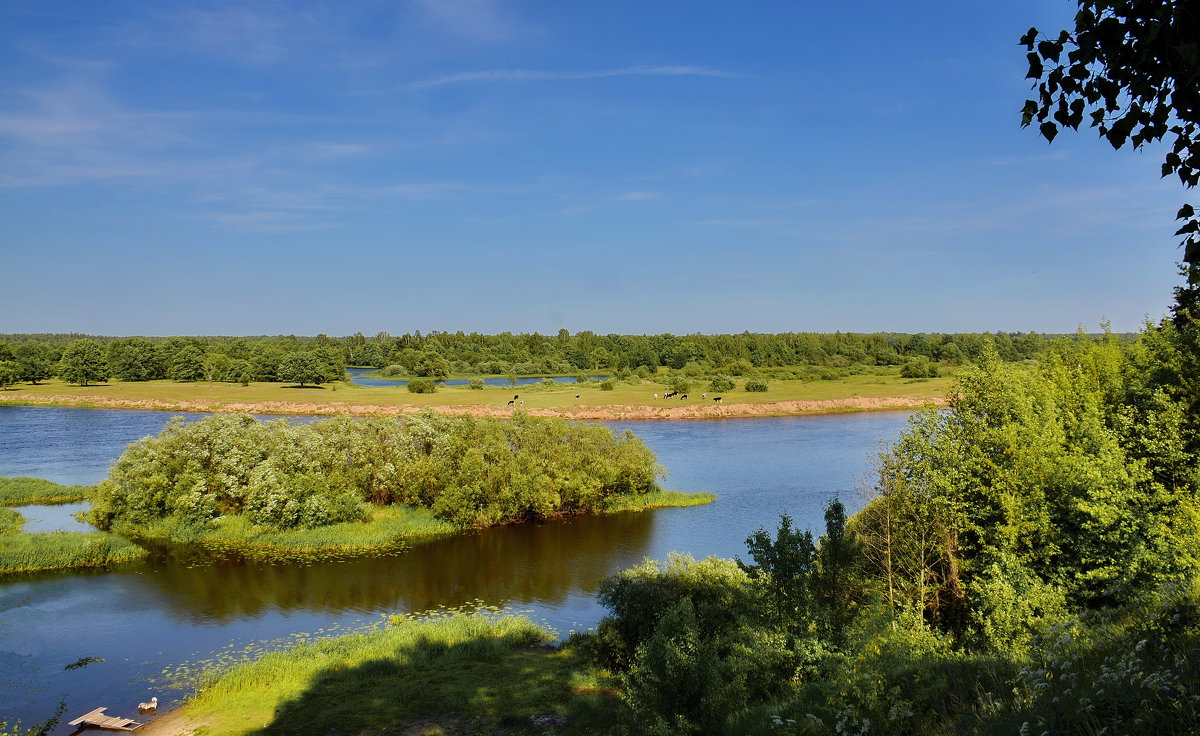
left=0, top=411, right=712, bottom=573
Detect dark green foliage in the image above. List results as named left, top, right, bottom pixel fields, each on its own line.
left=599, top=378, right=616, bottom=391
left=899, top=358, right=939, bottom=378
left=592, top=554, right=757, bottom=669
left=169, top=345, right=205, bottom=382
left=620, top=599, right=754, bottom=736
left=13, top=342, right=52, bottom=383
left=405, top=377, right=436, bottom=393
left=89, top=412, right=662, bottom=533
left=278, top=351, right=326, bottom=387
left=744, top=377, right=769, bottom=392
left=107, top=337, right=162, bottom=381
left=739, top=514, right=815, bottom=630
left=0, top=361, right=18, bottom=389
left=58, top=339, right=108, bottom=386
left=708, top=374, right=735, bottom=392
left=467, top=377, right=484, bottom=389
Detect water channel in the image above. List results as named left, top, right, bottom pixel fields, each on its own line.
left=0, top=406, right=913, bottom=731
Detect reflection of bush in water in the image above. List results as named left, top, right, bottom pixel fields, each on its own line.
left=143, top=512, right=657, bottom=623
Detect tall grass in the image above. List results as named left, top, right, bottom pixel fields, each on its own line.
left=0, top=507, right=22, bottom=534
left=0, top=476, right=92, bottom=505
left=0, top=531, right=148, bottom=574
left=181, top=610, right=622, bottom=736
left=123, top=505, right=459, bottom=564
left=604, top=490, right=716, bottom=513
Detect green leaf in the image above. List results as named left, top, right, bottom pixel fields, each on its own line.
left=1040, top=122, right=1058, bottom=143
left=1177, top=204, right=1195, bottom=219
left=1019, top=27, right=1038, bottom=48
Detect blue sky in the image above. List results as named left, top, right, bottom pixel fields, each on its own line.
left=0, top=1, right=1187, bottom=336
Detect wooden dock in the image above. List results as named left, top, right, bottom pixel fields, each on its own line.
left=67, top=707, right=142, bottom=731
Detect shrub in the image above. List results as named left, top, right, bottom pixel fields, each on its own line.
left=668, top=376, right=693, bottom=394
left=744, top=377, right=769, bottom=392
left=467, top=377, right=485, bottom=390
left=900, top=360, right=939, bottom=378
left=708, top=375, right=735, bottom=392
left=600, top=379, right=616, bottom=391
left=406, top=378, right=437, bottom=393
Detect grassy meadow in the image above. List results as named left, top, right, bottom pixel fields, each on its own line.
left=0, top=372, right=953, bottom=417
left=164, top=610, right=620, bottom=736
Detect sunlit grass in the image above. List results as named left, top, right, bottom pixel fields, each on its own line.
left=0, top=530, right=148, bottom=574
left=605, top=490, right=716, bottom=513
left=0, top=373, right=953, bottom=416
left=0, top=476, right=92, bottom=505
left=122, top=505, right=460, bottom=564
left=177, top=610, right=622, bottom=736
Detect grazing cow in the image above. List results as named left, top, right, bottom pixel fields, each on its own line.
left=519, top=400, right=524, bottom=406
left=713, top=396, right=723, bottom=402
left=653, top=393, right=658, bottom=400
left=702, top=393, right=707, bottom=399
left=507, top=400, right=515, bottom=405
left=680, top=394, right=687, bottom=399
left=513, top=394, right=519, bottom=400
left=576, top=394, right=580, bottom=399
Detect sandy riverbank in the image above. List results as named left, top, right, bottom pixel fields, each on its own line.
left=0, top=393, right=944, bottom=419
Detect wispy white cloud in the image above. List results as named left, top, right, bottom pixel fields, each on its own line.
left=616, top=190, right=659, bottom=201
left=409, top=65, right=734, bottom=90
left=413, top=0, right=525, bottom=42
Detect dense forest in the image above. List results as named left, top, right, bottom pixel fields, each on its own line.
left=0, top=330, right=1104, bottom=387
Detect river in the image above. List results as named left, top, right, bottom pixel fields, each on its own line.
left=0, top=406, right=913, bottom=731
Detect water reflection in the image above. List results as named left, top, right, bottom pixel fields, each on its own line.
left=135, top=511, right=655, bottom=623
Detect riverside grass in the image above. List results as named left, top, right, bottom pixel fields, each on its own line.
left=0, top=373, right=953, bottom=417
left=169, top=610, right=620, bottom=736
left=119, top=493, right=714, bottom=564
left=0, top=530, right=148, bottom=574
left=0, top=476, right=92, bottom=505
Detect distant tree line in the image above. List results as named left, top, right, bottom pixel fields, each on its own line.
left=0, top=329, right=1108, bottom=386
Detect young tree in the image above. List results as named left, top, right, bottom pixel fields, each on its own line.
left=59, top=339, right=109, bottom=386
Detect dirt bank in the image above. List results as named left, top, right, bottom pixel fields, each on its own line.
left=0, top=393, right=944, bottom=419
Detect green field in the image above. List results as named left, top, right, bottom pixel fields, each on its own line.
left=0, top=373, right=953, bottom=417
left=160, top=611, right=619, bottom=736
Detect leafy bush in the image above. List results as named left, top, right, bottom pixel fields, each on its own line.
left=668, top=376, right=692, bottom=394
left=599, top=379, right=616, bottom=391
left=899, top=359, right=939, bottom=378
left=406, top=377, right=437, bottom=393
left=89, top=412, right=664, bottom=534
left=467, top=377, right=485, bottom=390
left=378, top=364, right=407, bottom=377
left=744, top=377, right=769, bottom=392
left=708, top=375, right=735, bottom=392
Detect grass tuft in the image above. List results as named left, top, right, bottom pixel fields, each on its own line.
left=0, top=476, right=93, bottom=506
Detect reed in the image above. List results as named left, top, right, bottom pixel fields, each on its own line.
left=0, top=476, right=92, bottom=505
left=0, top=530, right=149, bottom=574
left=0, top=507, right=22, bottom=534
left=604, top=490, right=716, bottom=513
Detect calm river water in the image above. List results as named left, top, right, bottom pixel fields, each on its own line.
left=0, top=406, right=912, bottom=731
